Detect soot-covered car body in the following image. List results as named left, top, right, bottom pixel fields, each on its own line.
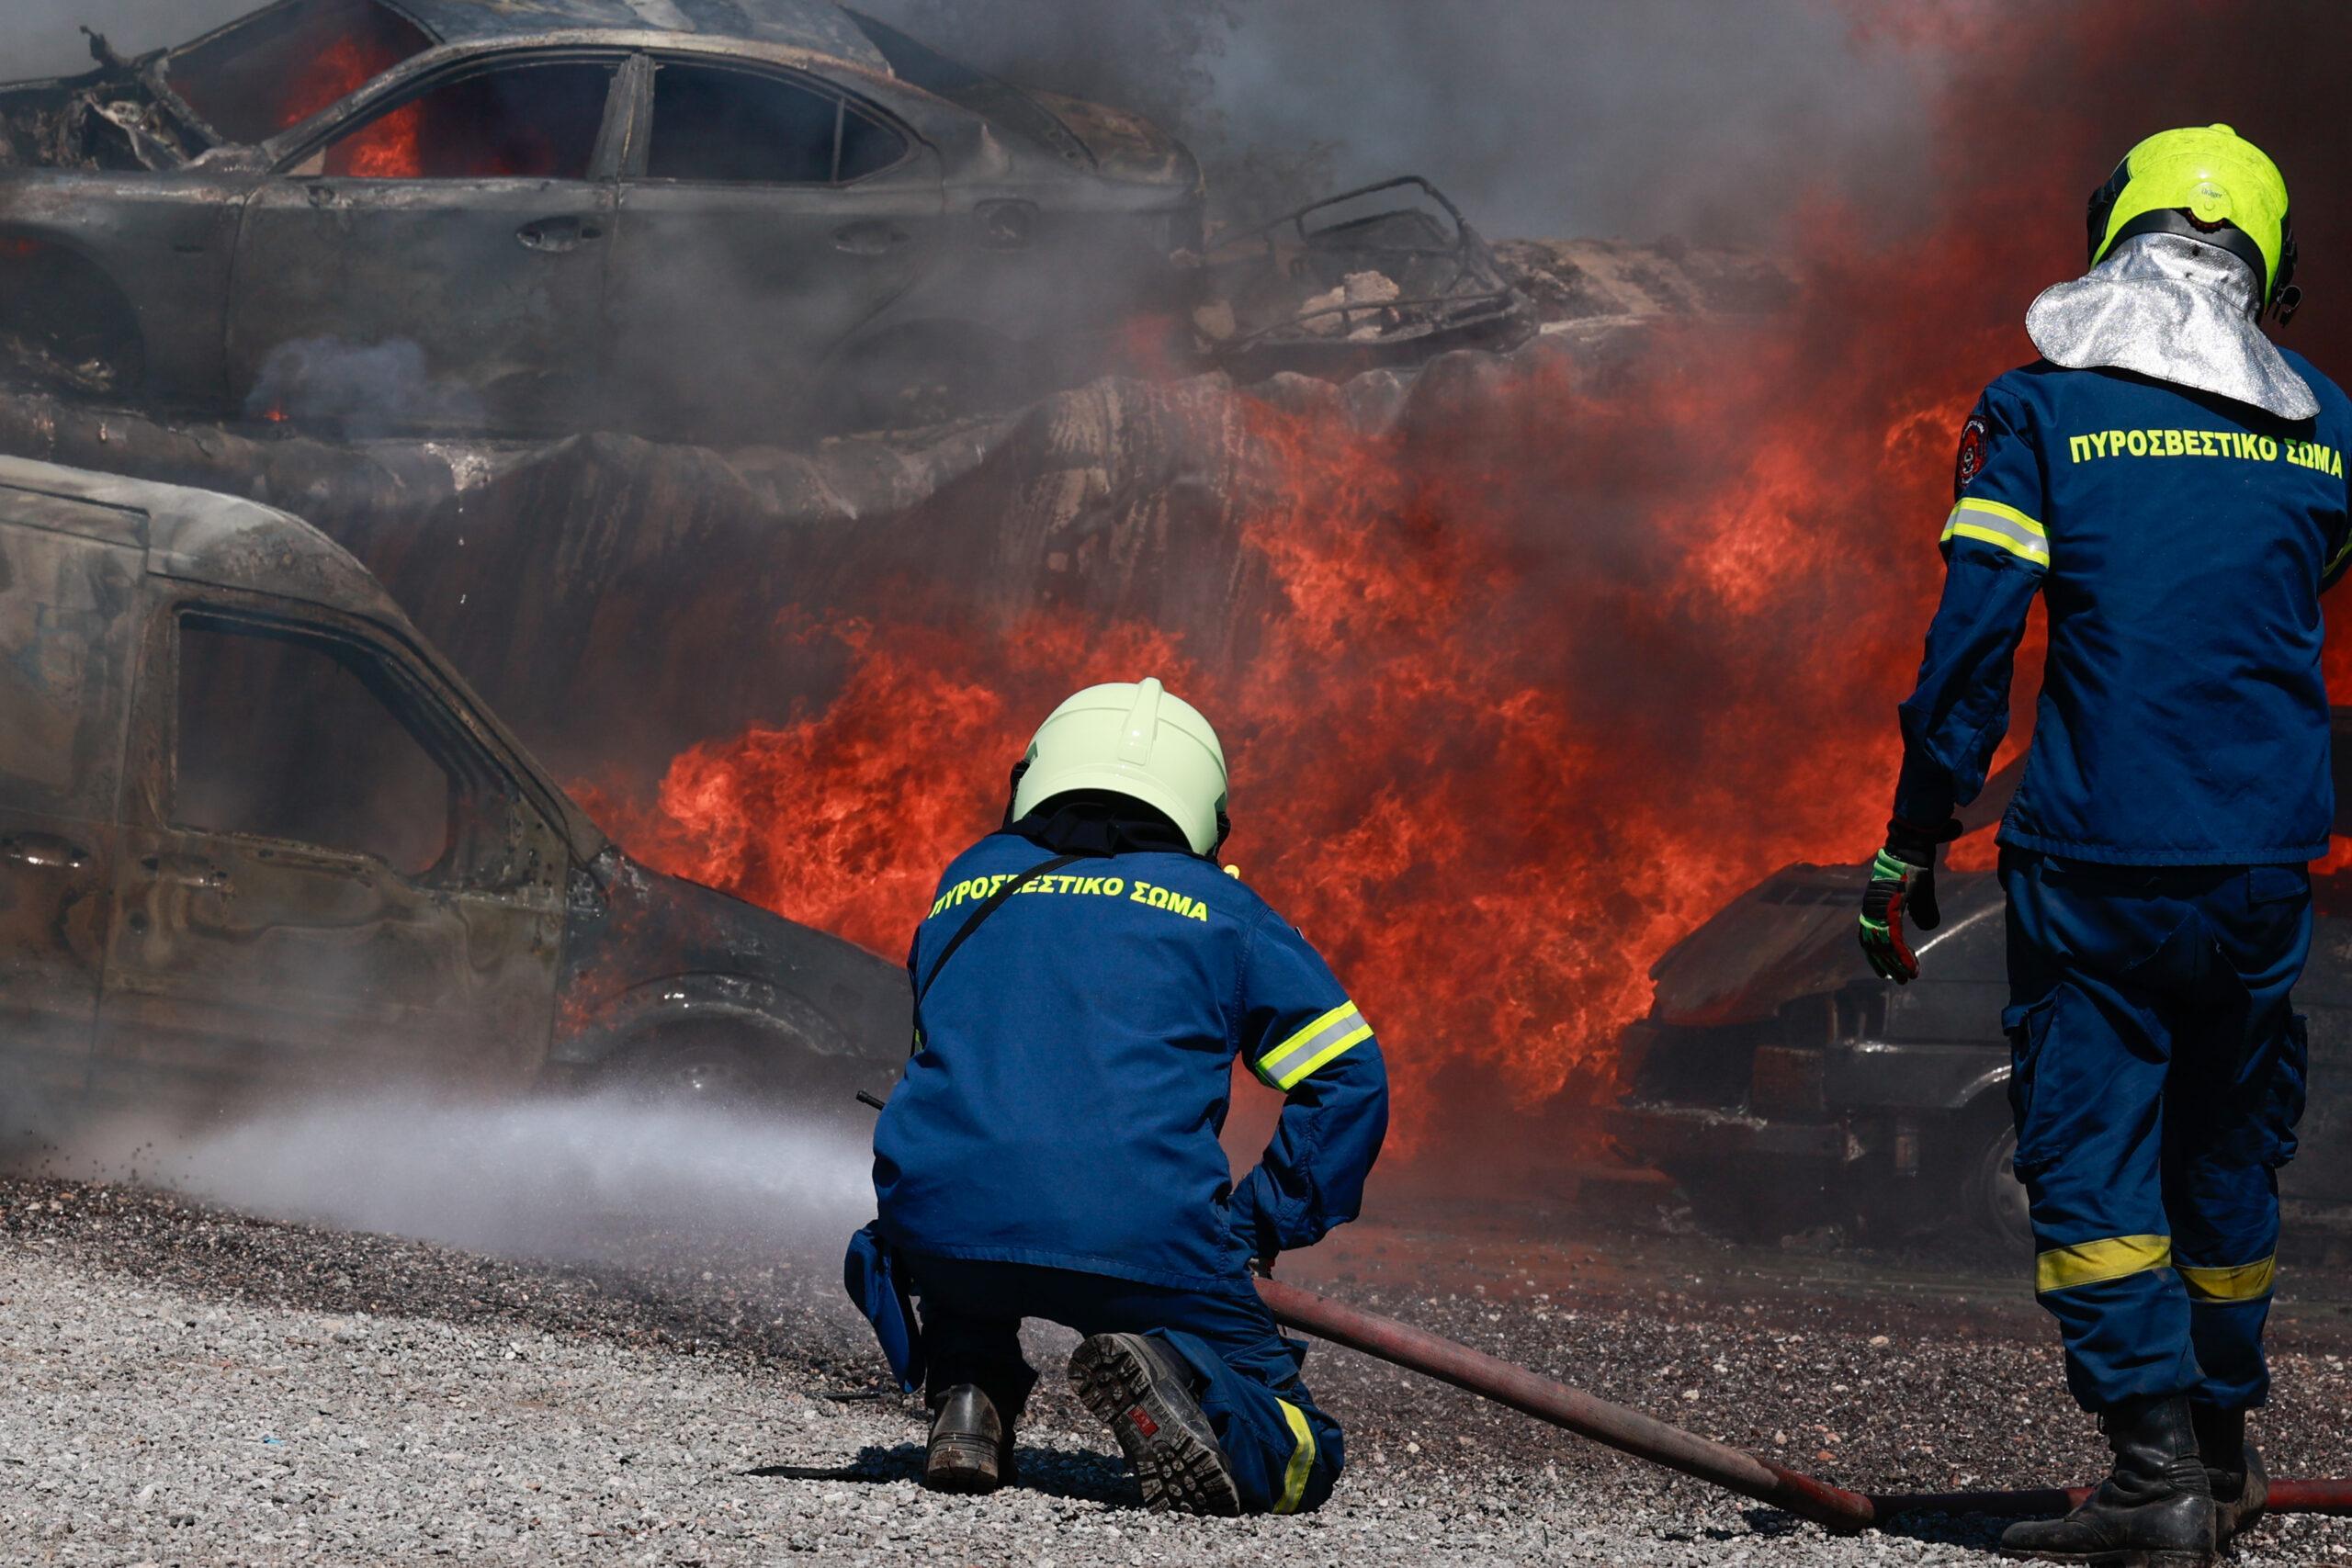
left=0, top=0, right=1204, bottom=438
left=0, top=456, right=908, bottom=1132
left=1611, top=736, right=2352, bottom=1245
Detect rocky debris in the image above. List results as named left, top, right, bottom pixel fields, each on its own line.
left=1299, top=269, right=1408, bottom=339
left=6, top=1175, right=2352, bottom=1564
left=1496, top=236, right=1795, bottom=331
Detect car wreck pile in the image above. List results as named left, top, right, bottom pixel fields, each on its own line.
left=0, top=0, right=1828, bottom=1207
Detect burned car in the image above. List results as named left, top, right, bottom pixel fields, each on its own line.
left=1612, top=736, right=2352, bottom=1247
left=0, top=456, right=908, bottom=1131
left=1196, top=177, right=1534, bottom=380
left=0, top=0, right=1206, bottom=438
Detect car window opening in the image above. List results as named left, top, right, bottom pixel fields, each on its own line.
left=167, top=0, right=431, bottom=147
left=646, top=62, right=905, bottom=186
left=292, top=62, right=616, bottom=181
left=173, top=614, right=471, bottom=878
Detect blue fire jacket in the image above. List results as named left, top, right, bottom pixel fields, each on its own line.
left=871, top=829, right=1389, bottom=1292
left=1894, top=353, right=2352, bottom=864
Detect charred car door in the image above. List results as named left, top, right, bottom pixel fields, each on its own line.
left=603, top=53, right=944, bottom=438
left=0, top=491, right=140, bottom=1110
left=224, top=47, right=632, bottom=434
left=95, top=592, right=568, bottom=1110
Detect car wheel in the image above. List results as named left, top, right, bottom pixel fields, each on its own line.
left=1965, top=1118, right=2035, bottom=1249
left=608, top=1032, right=767, bottom=1111
left=0, top=245, right=144, bottom=400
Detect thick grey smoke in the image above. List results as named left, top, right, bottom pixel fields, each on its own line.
left=51, top=1094, right=879, bottom=1262
left=1, top=0, right=1939, bottom=242
left=849, top=0, right=1941, bottom=241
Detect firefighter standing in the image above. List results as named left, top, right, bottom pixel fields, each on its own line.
left=845, top=678, right=1387, bottom=1516
left=1860, top=126, right=2349, bottom=1565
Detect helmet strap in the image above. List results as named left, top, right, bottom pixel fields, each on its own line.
left=2270, top=218, right=2302, bottom=325
left=1001, top=759, right=1032, bottom=829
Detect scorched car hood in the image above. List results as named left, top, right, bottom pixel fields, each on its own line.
left=1646, top=861, right=2004, bottom=1028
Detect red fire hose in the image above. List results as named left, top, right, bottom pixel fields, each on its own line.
left=1256, top=1277, right=2352, bottom=1531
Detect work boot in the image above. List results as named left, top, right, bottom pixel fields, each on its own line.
left=1069, top=1333, right=1242, bottom=1517
left=2190, top=1406, right=2267, bottom=1549
left=2000, top=1395, right=2215, bottom=1567
left=924, top=1384, right=1014, bottom=1494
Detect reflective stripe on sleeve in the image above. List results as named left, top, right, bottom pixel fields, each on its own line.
left=1941, top=497, right=2050, bottom=567
left=1274, top=1399, right=1317, bottom=1515
left=1254, top=1002, right=1373, bottom=1091
left=2035, top=1234, right=2172, bottom=1293
left=2179, top=1255, right=2277, bottom=1303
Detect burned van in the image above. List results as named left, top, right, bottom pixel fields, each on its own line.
left=0, top=457, right=907, bottom=1131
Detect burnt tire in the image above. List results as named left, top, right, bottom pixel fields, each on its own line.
left=605, top=1033, right=768, bottom=1111
left=0, top=245, right=144, bottom=400
left=1964, top=1117, right=2034, bottom=1250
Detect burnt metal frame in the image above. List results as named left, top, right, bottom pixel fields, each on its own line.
left=1222, top=175, right=1522, bottom=351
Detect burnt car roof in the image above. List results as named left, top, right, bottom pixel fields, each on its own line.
left=376, top=0, right=889, bottom=67
left=0, top=455, right=605, bottom=852
left=0, top=454, right=406, bottom=615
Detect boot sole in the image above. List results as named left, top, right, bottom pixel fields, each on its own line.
left=923, top=1434, right=1002, bottom=1495
left=1069, top=1334, right=1242, bottom=1517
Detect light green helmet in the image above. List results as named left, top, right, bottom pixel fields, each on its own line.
left=1012, top=678, right=1229, bottom=855
left=2088, top=123, right=2299, bottom=317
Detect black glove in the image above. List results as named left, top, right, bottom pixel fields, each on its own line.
left=1858, top=816, right=1962, bottom=984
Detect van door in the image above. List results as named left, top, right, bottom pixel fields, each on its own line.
left=0, top=497, right=141, bottom=1120
left=95, top=595, right=567, bottom=1111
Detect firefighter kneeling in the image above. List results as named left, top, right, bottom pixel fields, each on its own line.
left=847, top=678, right=1388, bottom=1515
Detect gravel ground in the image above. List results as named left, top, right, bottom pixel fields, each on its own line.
left=7, top=1178, right=2352, bottom=1566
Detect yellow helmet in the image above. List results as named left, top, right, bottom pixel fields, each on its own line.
left=2088, top=123, right=2300, bottom=318
left=1012, top=677, right=1230, bottom=855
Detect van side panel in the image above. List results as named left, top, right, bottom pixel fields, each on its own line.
left=0, top=507, right=142, bottom=1119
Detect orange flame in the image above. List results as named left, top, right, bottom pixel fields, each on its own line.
left=596, top=309, right=1984, bottom=1144
left=279, top=33, right=423, bottom=178
left=596, top=0, right=2352, bottom=1150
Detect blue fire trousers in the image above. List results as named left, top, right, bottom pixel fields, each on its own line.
left=2001, top=851, right=2312, bottom=1413
left=903, top=1253, right=1343, bottom=1515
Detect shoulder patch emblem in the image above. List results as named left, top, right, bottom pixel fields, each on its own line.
left=1954, top=414, right=1988, bottom=495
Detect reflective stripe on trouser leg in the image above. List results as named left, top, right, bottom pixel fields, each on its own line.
left=2001, top=857, right=2200, bottom=1409
left=1274, top=1400, right=1317, bottom=1515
